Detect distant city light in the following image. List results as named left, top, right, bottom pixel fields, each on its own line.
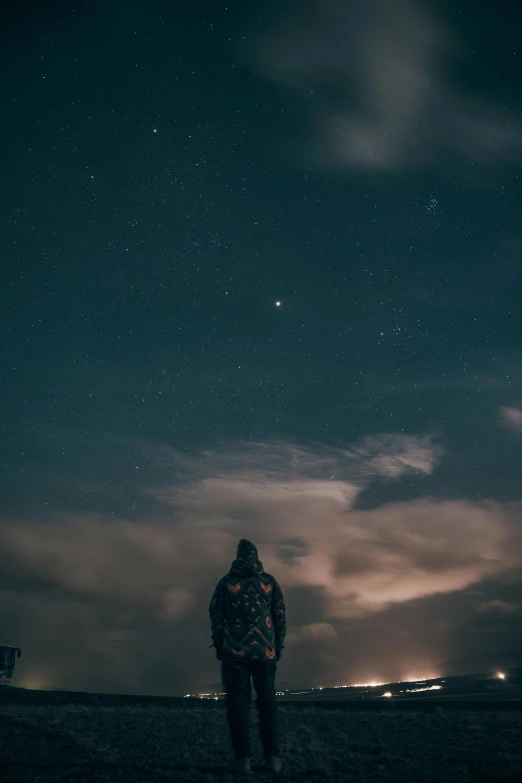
left=340, top=675, right=438, bottom=689
left=498, top=672, right=506, bottom=680
left=184, top=674, right=445, bottom=701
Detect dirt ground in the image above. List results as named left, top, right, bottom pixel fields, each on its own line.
left=1, top=694, right=522, bottom=782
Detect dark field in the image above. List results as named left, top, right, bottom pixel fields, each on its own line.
left=1, top=690, right=522, bottom=782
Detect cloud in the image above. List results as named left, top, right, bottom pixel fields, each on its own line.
left=169, top=474, right=520, bottom=619
left=161, top=433, right=443, bottom=486
left=2, top=431, right=522, bottom=693
left=350, top=433, right=443, bottom=478
left=247, top=0, right=522, bottom=171
left=500, top=405, right=522, bottom=434
left=475, top=599, right=522, bottom=617
left=0, top=514, right=199, bottom=620
left=287, top=622, right=338, bottom=645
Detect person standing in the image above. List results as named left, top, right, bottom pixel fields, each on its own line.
left=209, top=539, right=286, bottom=776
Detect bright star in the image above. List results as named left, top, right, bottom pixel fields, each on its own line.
left=275, top=301, right=281, bottom=307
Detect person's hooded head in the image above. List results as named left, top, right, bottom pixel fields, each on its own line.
left=229, top=538, right=264, bottom=577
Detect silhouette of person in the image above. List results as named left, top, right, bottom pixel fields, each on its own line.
left=209, top=539, right=286, bottom=775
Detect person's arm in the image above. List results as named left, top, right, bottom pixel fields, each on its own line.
left=271, top=578, right=286, bottom=660
left=208, top=577, right=226, bottom=658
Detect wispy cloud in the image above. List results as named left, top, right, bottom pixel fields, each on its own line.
left=500, top=405, right=522, bottom=434
left=475, top=599, right=522, bottom=617
left=248, top=0, right=522, bottom=170
left=157, top=434, right=443, bottom=485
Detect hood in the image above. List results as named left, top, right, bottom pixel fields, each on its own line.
left=229, top=538, right=264, bottom=577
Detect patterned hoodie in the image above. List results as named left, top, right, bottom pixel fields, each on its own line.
left=209, top=539, right=286, bottom=662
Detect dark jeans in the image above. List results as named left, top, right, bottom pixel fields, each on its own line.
left=221, top=659, right=280, bottom=760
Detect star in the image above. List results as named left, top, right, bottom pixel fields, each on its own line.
left=275, top=301, right=281, bottom=307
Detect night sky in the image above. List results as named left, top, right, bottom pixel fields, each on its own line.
left=2, top=0, right=522, bottom=696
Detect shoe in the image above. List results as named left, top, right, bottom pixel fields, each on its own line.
left=264, top=756, right=283, bottom=775
left=232, top=757, right=253, bottom=775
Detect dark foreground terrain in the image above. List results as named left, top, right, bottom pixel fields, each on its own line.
left=1, top=689, right=522, bottom=782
